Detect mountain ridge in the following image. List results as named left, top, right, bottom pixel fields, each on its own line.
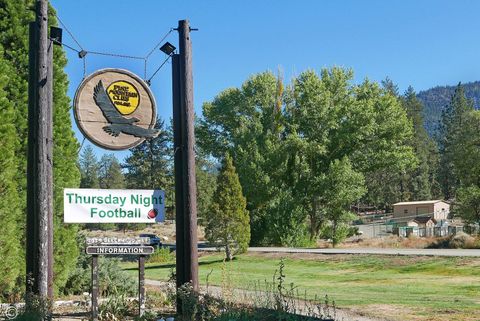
left=417, top=81, right=480, bottom=135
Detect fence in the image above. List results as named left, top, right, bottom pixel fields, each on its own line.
left=395, top=226, right=462, bottom=238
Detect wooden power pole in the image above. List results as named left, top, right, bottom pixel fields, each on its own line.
left=27, top=0, right=54, bottom=300
left=173, top=19, right=199, bottom=304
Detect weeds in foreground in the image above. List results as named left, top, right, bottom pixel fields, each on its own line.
left=172, top=258, right=336, bottom=321
left=12, top=292, right=52, bottom=321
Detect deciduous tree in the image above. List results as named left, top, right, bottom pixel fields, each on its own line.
left=321, top=158, right=366, bottom=247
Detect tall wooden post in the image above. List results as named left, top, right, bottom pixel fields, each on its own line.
left=46, top=37, right=54, bottom=300
left=26, top=0, right=54, bottom=299
left=91, top=255, right=99, bottom=321
left=173, top=20, right=199, bottom=313
left=172, top=53, right=186, bottom=294
left=138, top=255, right=146, bottom=316
left=177, top=19, right=199, bottom=291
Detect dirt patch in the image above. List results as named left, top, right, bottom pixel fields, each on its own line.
left=332, top=236, right=438, bottom=249
left=83, top=221, right=206, bottom=242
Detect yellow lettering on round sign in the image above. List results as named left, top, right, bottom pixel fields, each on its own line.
left=106, top=81, right=140, bottom=115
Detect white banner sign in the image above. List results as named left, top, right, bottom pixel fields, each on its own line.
left=64, top=188, right=165, bottom=223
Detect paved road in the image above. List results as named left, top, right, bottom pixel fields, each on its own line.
left=200, top=246, right=480, bottom=257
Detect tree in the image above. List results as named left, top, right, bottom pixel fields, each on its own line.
left=0, top=54, right=21, bottom=296
left=198, top=72, right=283, bottom=245
left=124, top=119, right=171, bottom=190
left=436, top=84, right=474, bottom=199
left=401, top=86, right=439, bottom=200
left=0, top=0, right=81, bottom=294
left=50, top=8, right=82, bottom=292
left=199, top=68, right=415, bottom=245
left=195, top=149, right=217, bottom=223
left=99, top=154, right=125, bottom=189
left=0, top=0, right=35, bottom=295
left=79, top=145, right=99, bottom=188
left=121, top=119, right=171, bottom=230
left=205, top=155, right=250, bottom=261
left=284, top=69, right=415, bottom=237
left=451, top=110, right=480, bottom=188
left=454, top=186, right=480, bottom=226
left=450, top=110, right=480, bottom=226
left=321, top=158, right=366, bottom=247
left=91, top=154, right=124, bottom=230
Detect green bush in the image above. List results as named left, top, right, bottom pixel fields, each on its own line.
left=63, top=233, right=136, bottom=296
left=148, top=247, right=174, bottom=264
left=63, top=247, right=137, bottom=296
left=98, top=294, right=137, bottom=320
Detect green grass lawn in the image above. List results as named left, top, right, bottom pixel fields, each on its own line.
left=122, top=253, right=480, bottom=321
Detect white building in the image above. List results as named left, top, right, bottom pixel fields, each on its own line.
left=393, top=200, right=450, bottom=222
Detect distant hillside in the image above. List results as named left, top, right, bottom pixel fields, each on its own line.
left=417, top=81, right=480, bottom=136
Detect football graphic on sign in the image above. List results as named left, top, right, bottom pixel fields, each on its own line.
left=147, top=209, right=158, bottom=219
left=74, top=69, right=158, bottom=150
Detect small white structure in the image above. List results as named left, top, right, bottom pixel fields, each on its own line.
left=393, top=200, right=450, bottom=222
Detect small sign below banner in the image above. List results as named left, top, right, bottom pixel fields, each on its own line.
left=64, top=188, right=165, bottom=223
left=86, top=246, right=155, bottom=255
left=86, top=237, right=150, bottom=245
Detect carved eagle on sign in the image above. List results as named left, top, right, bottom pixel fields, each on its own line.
left=93, top=80, right=160, bottom=138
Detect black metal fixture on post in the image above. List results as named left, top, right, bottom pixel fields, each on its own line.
left=146, top=42, right=176, bottom=86
left=50, top=26, right=62, bottom=45
left=160, top=41, right=176, bottom=55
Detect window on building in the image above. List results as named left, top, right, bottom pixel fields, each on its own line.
left=404, top=209, right=408, bottom=214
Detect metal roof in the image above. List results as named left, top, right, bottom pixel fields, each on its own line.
left=393, top=200, right=449, bottom=206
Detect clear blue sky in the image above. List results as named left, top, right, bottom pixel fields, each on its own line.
left=50, top=0, right=480, bottom=160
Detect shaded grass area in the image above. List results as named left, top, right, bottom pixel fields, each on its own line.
left=122, top=253, right=480, bottom=320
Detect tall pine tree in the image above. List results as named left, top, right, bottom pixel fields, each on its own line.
left=0, top=0, right=81, bottom=294
left=79, top=145, right=100, bottom=188
left=437, top=84, right=474, bottom=199
left=99, top=154, right=125, bottom=189
left=124, top=118, right=173, bottom=218
left=124, top=119, right=171, bottom=189
left=0, top=54, right=21, bottom=296
left=402, top=86, right=439, bottom=200
left=205, top=154, right=250, bottom=261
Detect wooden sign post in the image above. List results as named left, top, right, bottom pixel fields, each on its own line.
left=86, top=238, right=154, bottom=320
left=138, top=255, right=146, bottom=316
left=91, top=255, right=99, bottom=321
left=172, top=19, right=199, bottom=314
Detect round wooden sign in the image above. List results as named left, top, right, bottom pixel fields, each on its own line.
left=74, top=68, right=158, bottom=150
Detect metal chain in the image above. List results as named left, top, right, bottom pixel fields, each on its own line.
left=87, top=50, right=145, bottom=60
left=54, top=13, right=175, bottom=83
left=83, top=56, right=86, bottom=79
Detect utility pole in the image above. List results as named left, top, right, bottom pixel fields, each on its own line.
left=172, top=53, right=185, bottom=294
left=173, top=20, right=199, bottom=310
left=178, top=19, right=199, bottom=292
left=27, top=0, right=54, bottom=300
